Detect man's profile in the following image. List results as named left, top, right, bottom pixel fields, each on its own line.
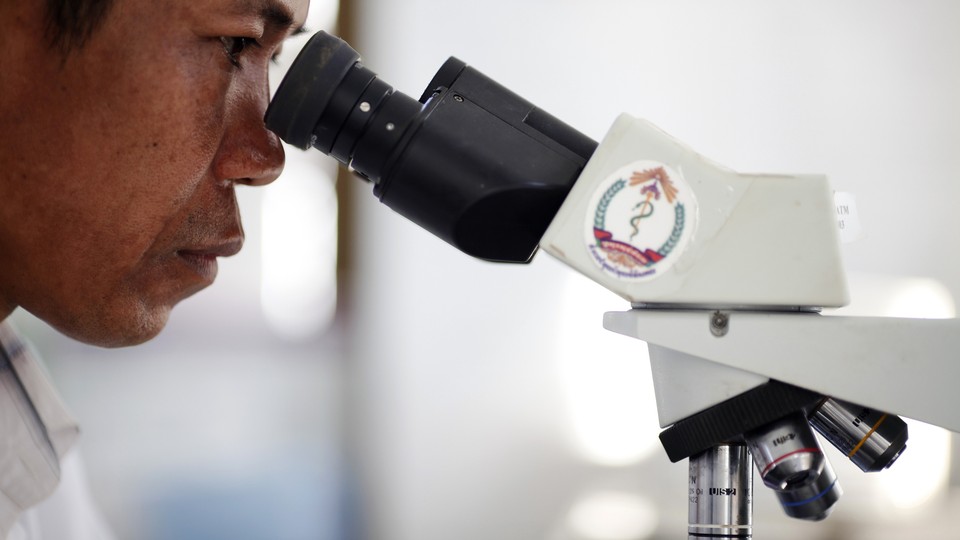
left=0, top=0, right=309, bottom=536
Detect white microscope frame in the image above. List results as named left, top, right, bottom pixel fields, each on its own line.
left=540, top=114, right=960, bottom=436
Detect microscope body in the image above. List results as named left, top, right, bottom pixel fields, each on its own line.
left=267, top=31, right=958, bottom=536
left=540, top=113, right=960, bottom=437
left=542, top=114, right=959, bottom=531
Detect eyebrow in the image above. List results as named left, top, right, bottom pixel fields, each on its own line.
left=237, top=0, right=305, bottom=34
left=260, top=1, right=294, bottom=31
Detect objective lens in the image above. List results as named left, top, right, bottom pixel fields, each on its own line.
left=688, top=444, right=753, bottom=539
left=745, top=413, right=842, bottom=521
left=745, top=412, right=826, bottom=491
left=809, top=398, right=908, bottom=472
left=774, top=459, right=842, bottom=521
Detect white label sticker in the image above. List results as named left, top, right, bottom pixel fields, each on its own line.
left=834, top=191, right=863, bottom=243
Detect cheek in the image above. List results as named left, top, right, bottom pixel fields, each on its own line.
left=13, top=61, right=232, bottom=305
left=99, top=70, right=228, bottom=237
left=144, top=66, right=228, bottom=175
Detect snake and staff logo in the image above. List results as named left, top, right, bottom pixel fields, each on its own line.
left=585, top=160, right=697, bottom=281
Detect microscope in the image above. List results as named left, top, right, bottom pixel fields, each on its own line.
left=265, top=31, right=960, bottom=538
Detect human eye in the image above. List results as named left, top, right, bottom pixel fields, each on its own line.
left=220, top=36, right=261, bottom=68
left=263, top=30, right=302, bottom=66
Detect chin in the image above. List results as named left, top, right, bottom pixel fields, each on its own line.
left=52, top=303, right=173, bottom=348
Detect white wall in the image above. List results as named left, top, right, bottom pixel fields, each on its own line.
left=343, top=1, right=960, bottom=539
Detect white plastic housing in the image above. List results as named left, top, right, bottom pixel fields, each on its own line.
left=541, top=114, right=849, bottom=309
left=605, top=309, right=960, bottom=434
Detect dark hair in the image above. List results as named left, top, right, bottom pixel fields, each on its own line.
left=45, top=0, right=115, bottom=53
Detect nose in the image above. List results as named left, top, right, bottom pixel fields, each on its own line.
left=213, top=87, right=286, bottom=187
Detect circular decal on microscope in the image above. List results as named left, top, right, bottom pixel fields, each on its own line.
left=585, top=160, right=697, bottom=281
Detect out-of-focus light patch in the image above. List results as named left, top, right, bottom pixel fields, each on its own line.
left=886, top=280, right=955, bottom=319
left=557, top=274, right=660, bottom=466
left=566, top=491, right=657, bottom=540
left=260, top=156, right=338, bottom=340
left=869, top=275, right=953, bottom=512
left=878, top=279, right=954, bottom=508
left=835, top=273, right=956, bottom=319
left=835, top=273, right=955, bottom=514
left=877, top=421, right=952, bottom=511
left=260, top=1, right=340, bottom=340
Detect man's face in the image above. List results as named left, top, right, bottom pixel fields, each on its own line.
left=0, top=0, right=309, bottom=346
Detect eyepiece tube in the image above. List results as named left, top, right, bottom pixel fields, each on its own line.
left=266, top=31, right=598, bottom=263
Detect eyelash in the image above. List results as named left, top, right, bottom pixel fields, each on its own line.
left=220, top=36, right=261, bottom=68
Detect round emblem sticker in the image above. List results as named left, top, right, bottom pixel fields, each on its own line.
left=585, top=160, right=697, bottom=281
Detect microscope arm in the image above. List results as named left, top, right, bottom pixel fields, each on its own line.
left=604, top=309, right=960, bottom=434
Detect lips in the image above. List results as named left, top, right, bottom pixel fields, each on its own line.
left=175, top=237, right=244, bottom=282
left=178, top=237, right=244, bottom=259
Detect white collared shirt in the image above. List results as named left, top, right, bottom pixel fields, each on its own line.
left=0, top=322, right=113, bottom=540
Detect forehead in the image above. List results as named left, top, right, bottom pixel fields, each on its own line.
left=225, top=0, right=310, bottom=26
left=164, top=0, right=309, bottom=29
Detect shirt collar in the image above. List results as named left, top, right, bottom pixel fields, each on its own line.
left=0, top=320, right=79, bottom=536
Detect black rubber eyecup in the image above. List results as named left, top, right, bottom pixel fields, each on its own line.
left=265, top=31, right=361, bottom=149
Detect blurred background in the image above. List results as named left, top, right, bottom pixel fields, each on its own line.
left=12, top=0, right=960, bottom=538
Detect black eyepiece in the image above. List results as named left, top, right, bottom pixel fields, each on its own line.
left=266, top=31, right=597, bottom=263
left=265, top=32, right=362, bottom=150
